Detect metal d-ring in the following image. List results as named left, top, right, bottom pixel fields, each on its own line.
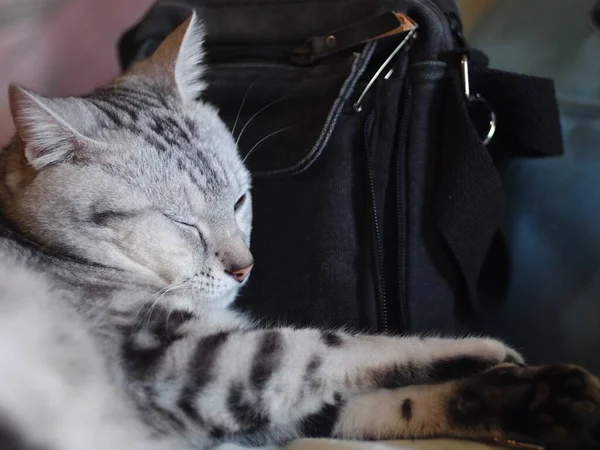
left=461, top=53, right=497, bottom=146
left=353, top=27, right=418, bottom=112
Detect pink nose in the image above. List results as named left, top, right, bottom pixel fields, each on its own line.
left=226, top=264, right=253, bottom=283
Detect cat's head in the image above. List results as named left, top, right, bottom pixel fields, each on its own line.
left=0, top=13, right=253, bottom=308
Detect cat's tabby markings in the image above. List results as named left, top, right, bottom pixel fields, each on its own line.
left=0, top=11, right=597, bottom=450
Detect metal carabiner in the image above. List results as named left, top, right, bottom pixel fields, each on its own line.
left=460, top=53, right=497, bottom=146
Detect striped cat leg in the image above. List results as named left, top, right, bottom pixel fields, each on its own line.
left=332, top=364, right=600, bottom=446
left=136, top=326, right=520, bottom=443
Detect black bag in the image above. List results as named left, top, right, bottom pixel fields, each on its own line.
left=119, top=0, right=563, bottom=335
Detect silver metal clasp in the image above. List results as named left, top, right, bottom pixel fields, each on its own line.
left=353, top=15, right=418, bottom=112
left=460, top=53, right=497, bottom=146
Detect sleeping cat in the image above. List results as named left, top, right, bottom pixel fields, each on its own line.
left=0, top=12, right=598, bottom=450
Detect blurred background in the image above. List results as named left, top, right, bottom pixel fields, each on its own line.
left=0, top=0, right=599, bottom=371
left=0, top=0, right=154, bottom=142
left=458, top=0, right=600, bottom=374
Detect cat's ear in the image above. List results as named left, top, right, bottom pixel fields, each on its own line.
left=9, top=85, right=106, bottom=170
left=128, top=11, right=206, bottom=103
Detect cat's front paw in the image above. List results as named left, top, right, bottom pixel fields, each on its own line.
left=449, top=364, right=600, bottom=445
left=503, top=347, right=525, bottom=365
left=425, top=338, right=524, bottom=381
left=460, top=337, right=524, bottom=366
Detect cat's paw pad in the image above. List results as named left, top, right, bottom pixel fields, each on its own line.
left=519, top=365, right=600, bottom=442
left=450, top=364, right=600, bottom=444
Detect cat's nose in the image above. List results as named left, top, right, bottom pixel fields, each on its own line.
left=225, top=263, right=253, bottom=283
left=220, top=234, right=254, bottom=282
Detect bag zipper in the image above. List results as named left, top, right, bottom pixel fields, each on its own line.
left=359, top=34, right=416, bottom=334
left=353, top=5, right=462, bottom=333
left=395, top=83, right=412, bottom=332
left=363, top=113, right=391, bottom=332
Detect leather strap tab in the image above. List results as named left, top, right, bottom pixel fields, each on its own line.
left=292, top=12, right=417, bottom=64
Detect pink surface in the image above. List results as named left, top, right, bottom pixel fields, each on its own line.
left=0, top=0, right=155, bottom=143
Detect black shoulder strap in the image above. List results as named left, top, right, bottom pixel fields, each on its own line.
left=435, top=62, right=563, bottom=312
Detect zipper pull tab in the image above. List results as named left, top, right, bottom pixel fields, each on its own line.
left=292, top=12, right=417, bottom=65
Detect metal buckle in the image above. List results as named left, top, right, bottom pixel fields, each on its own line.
left=461, top=53, right=497, bottom=146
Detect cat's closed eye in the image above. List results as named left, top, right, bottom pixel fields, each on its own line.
left=165, top=215, right=201, bottom=237
left=234, top=194, right=247, bottom=211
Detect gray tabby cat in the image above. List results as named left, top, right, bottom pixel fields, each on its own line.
left=0, top=12, right=598, bottom=450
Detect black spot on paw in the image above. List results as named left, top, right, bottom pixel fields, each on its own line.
left=400, top=399, right=413, bottom=421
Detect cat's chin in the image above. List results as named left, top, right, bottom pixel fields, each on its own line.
left=185, top=278, right=242, bottom=308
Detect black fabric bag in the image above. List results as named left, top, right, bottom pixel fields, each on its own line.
left=119, top=0, right=563, bottom=335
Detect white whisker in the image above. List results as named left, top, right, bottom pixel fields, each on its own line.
left=138, top=279, right=190, bottom=326
left=231, top=81, right=255, bottom=136
left=242, top=126, right=293, bottom=164
left=236, top=96, right=288, bottom=146
left=164, top=278, right=195, bottom=332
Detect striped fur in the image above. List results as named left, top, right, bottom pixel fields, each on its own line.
left=0, top=12, right=598, bottom=450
